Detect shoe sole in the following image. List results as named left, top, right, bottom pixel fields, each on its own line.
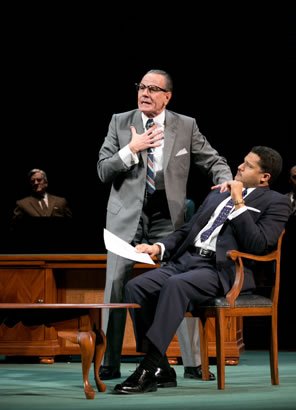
left=114, top=386, right=158, bottom=394
left=157, top=381, right=177, bottom=388
left=184, top=373, right=216, bottom=381
left=184, top=373, right=201, bottom=380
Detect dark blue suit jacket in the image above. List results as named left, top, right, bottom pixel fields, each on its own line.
left=161, top=186, right=291, bottom=294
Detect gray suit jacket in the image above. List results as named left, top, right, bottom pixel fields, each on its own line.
left=98, top=109, right=232, bottom=243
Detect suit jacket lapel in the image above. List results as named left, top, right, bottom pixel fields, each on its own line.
left=28, top=197, right=43, bottom=216
left=47, top=194, right=54, bottom=215
left=163, top=110, right=177, bottom=172
left=134, top=110, right=147, bottom=167
left=189, top=191, right=229, bottom=243
left=136, top=109, right=177, bottom=170
left=244, top=186, right=269, bottom=205
left=174, top=191, right=230, bottom=258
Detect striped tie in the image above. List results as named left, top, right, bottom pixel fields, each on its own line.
left=146, top=119, right=155, bottom=194
left=200, top=189, right=247, bottom=242
left=40, top=198, right=49, bottom=216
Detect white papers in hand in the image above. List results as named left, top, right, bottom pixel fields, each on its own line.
left=103, top=229, right=155, bottom=265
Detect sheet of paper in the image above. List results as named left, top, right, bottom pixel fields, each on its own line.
left=103, top=229, right=155, bottom=265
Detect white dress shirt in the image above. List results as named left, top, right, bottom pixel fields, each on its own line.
left=157, top=188, right=255, bottom=258
left=38, top=193, right=48, bottom=208
left=119, top=111, right=165, bottom=190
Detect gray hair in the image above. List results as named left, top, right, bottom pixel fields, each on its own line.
left=145, top=69, right=173, bottom=92
left=28, top=168, right=48, bottom=181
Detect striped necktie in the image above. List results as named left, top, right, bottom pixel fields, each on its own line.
left=200, top=189, right=248, bottom=242
left=40, top=198, right=49, bottom=216
left=146, top=119, right=155, bottom=194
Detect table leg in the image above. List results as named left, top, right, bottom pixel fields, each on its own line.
left=78, top=330, right=96, bottom=399
left=94, top=328, right=107, bottom=392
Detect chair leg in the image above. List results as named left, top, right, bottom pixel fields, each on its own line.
left=198, top=317, right=209, bottom=380
left=215, top=309, right=225, bottom=390
left=270, top=313, right=279, bottom=385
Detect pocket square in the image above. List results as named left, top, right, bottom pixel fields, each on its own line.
left=176, top=148, right=188, bottom=157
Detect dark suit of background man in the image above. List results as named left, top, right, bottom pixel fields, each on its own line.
left=113, top=146, right=292, bottom=394
left=11, top=169, right=72, bottom=252
left=286, top=165, right=296, bottom=216
left=284, top=164, right=296, bottom=249
left=97, top=69, right=233, bottom=383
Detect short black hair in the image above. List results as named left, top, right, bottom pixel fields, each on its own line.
left=251, top=146, right=283, bottom=186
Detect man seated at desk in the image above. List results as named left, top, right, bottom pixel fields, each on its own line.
left=10, top=168, right=72, bottom=253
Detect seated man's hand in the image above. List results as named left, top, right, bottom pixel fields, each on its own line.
left=135, top=244, right=161, bottom=258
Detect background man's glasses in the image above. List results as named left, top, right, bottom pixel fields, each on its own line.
left=135, top=83, right=168, bottom=93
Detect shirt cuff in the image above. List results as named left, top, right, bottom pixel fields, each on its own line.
left=118, top=145, right=139, bottom=167
left=155, top=242, right=165, bottom=260
left=228, top=206, right=248, bottom=220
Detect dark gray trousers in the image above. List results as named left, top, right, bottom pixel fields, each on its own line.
left=125, top=251, right=223, bottom=356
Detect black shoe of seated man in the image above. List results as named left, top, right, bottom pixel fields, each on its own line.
left=155, top=367, right=177, bottom=388
left=113, top=367, right=157, bottom=394
left=184, top=365, right=216, bottom=381
left=99, top=366, right=121, bottom=380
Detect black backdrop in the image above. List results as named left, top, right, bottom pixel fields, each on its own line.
left=0, top=7, right=295, bottom=349
left=1, top=9, right=294, bottom=253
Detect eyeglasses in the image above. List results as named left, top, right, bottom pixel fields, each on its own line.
left=135, top=83, right=168, bottom=93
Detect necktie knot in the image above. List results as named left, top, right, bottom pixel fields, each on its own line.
left=146, top=119, right=154, bottom=130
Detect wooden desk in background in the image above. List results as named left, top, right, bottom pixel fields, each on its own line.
left=0, top=254, right=244, bottom=364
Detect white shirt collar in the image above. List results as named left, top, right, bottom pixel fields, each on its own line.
left=141, top=110, right=165, bottom=129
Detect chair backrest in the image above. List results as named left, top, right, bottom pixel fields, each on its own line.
left=270, top=229, right=285, bottom=308
left=226, top=230, right=285, bottom=308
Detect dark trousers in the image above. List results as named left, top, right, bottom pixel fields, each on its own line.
left=125, top=251, right=223, bottom=356
left=102, top=190, right=174, bottom=368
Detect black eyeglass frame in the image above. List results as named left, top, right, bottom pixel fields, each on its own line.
left=135, top=83, right=168, bottom=93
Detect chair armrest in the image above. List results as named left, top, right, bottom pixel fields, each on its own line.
left=225, top=229, right=285, bottom=308
left=225, top=251, right=277, bottom=307
left=225, top=252, right=245, bottom=308
left=226, top=249, right=278, bottom=263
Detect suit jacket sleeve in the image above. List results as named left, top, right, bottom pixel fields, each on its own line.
left=97, top=112, right=137, bottom=184
left=190, top=122, right=233, bottom=184
left=161, top=188, right=292, bottom=261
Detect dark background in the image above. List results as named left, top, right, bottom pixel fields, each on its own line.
left=1, top=7, right=295, bottom=348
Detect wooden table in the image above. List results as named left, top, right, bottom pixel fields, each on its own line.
left=0, top=302, right=139, bottom=399
left=0, top=254, right=244, bottom=365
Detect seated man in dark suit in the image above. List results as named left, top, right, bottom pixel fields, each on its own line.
left=12, top=169, right=72, bottom=219
left=10, top=169, right=73, bottom=252
left=113, top=146, right=292, bottom=394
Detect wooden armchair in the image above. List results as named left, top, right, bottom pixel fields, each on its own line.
left=189, top=230, right=285, bottom=390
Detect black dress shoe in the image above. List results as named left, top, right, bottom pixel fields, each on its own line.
left=184, top=365, right=216, bottom=381
left=155, top=367, right=177, bottom=388
left=99, top=366, right=121, bottom=380
left=113, top=367, right=157, bottom=394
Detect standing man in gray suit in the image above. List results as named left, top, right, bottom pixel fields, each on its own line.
left=97, top=69, right=233, bottom=385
